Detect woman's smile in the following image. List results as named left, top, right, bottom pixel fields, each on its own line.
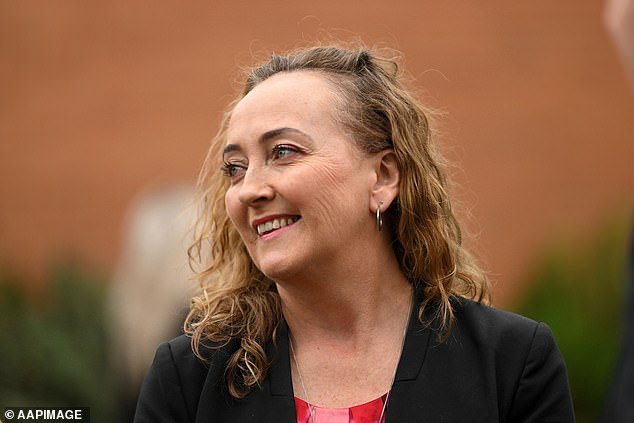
left=253, top=215, right=302, bottom=236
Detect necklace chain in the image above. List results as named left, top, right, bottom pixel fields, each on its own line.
left=289, top=293, right=412, bottom=423
left=289, top=340, right=316, bottom=423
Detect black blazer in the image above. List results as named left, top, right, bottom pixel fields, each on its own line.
left=134, top=297, right=575, bottom=422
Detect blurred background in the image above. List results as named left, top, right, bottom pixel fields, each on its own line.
left=0, top=1, right=632, bottom=422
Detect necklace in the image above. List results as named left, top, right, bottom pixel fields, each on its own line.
left=289, top=292, right=412, bottom=423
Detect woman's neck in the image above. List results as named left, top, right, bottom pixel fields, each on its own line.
left=276, top=253, right=412, bottom=345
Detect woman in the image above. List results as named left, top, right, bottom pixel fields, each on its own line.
left=134, top=45, right=575, bottom=422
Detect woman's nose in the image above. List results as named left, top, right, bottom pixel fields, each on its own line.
left=237, top=166, right=274, bottom=205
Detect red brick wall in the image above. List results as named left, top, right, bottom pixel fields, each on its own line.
left=1, top=1, right=632, bottom=305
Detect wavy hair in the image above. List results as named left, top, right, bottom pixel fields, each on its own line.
left=185, top=44, right=490, bottom=398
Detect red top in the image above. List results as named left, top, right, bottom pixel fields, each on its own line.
left=294, top=394, right=387, bottom=423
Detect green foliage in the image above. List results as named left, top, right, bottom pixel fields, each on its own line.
left=0, top=264, right=116, bottom=422
left=516, top=216, right=630, bottom=423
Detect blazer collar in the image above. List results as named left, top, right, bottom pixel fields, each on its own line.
left=394, top=288, right=433, bottom=382
left=267, top=319, right=294, bottom=397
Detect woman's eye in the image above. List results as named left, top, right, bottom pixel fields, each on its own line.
left=271, top=144, right=298, bottom=160
left=221, top=162, right=246, bottom=179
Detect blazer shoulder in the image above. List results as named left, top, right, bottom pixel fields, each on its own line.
left=452, top=297, right=542, bottom=345
left=162, top=333, right=239, bottom=396
left=134, top=334, right=237, bottom=423
left=448, top=298, right=552, bottom=376
left=165, top=333, right=239, bottom=373
left=450, top=298, right=575, bottom=422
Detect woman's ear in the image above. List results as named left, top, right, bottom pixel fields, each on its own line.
left=370, top=149, right=400, bottom=212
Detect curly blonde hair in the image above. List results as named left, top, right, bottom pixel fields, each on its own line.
left=185, top=44, right=490, bottom=398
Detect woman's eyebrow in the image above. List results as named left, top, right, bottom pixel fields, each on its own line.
left=259, top=127, right=313, bottom=144
left=223, top=127, right=313, bottom=156
left=222, top=144, right=241, bottom=156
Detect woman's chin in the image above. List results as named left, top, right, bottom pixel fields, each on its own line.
left=256, top=258, right=302, bottom=284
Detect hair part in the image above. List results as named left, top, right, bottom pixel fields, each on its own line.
left=185, top=44, right=490, bottom=398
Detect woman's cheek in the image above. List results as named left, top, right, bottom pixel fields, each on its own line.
left=304, top=159, right=348, bottom=192
left=224, top=188, right=243, bottom=229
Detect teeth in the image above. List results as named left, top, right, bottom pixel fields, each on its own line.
left=256, top=217, right=297, bottom=235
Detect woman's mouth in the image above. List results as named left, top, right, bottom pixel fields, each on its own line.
left=256, top=216, right=301, bottom=236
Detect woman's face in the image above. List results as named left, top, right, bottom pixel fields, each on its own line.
left=223, top=71, right=380, bottom=282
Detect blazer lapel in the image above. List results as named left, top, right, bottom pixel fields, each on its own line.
left=265, top=320, right=297, bottom=422
left=384, top=291, right=433, bottom=422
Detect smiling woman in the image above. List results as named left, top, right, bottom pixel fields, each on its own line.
left=134, top=45, right=575, bottom=423
left=223, top=72, right=392, bottom=282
